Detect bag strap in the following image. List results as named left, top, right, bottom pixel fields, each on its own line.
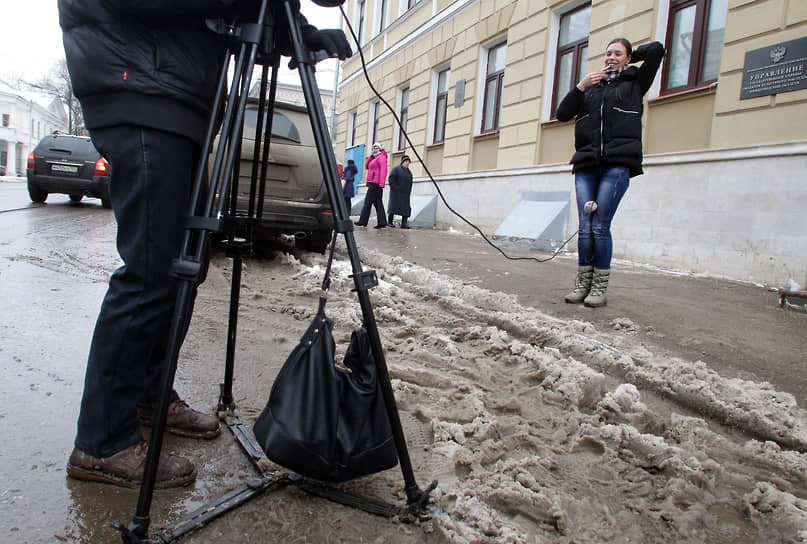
left=319, top=229, right=340, bottom=298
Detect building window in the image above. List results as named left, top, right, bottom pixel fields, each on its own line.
left=357, top=0, right=366, bottom=44
left=551, top=4, right=590, bottom=119
left=433, top=68, right=450, bottom=144
left=481, top=42, right=506, bottom=134
left=369, top=101, right=380, bottom=145
left=348, top=110, right=357, bottom=147
left=396, top=87, right=409, bottom=151
left=1, top=114, right=9, bottom=127
left=378, top=0, right=388, bottom=33
left=662, top=0, right=727, bottom=92
left=408, top=0, right=417, bottom=9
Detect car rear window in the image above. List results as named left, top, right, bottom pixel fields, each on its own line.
left=244, top=107, right=301, bottom=144
left=35, top=135, right=98, bottom=156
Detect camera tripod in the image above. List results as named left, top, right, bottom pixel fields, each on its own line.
left=113, top=1, right=437, bottom=541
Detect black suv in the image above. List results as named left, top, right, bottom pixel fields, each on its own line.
left=26, top=132, right=112, bottom=208
left=224, top=100, right=334, bottom=253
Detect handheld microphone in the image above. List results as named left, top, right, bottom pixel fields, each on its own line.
left=602, top=67, right=621, bottom=81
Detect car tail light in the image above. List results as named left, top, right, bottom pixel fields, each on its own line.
left=94, top=157, right=109, bottom=176
left=27, top=152, right=35, bottom=169
left=324, top=208, right=333, bottom=214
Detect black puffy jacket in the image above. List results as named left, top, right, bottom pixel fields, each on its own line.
left=556, top=42, right=665, bottom=177
left=59, top=0, right=253, bottom=143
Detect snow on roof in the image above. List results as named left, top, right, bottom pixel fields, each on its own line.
left=0, top=79, right=59, bottom=109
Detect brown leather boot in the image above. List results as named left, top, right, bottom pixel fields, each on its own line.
left=138, top=399, right=220, bottom=439
left=67, top=441, right=196, bottom=488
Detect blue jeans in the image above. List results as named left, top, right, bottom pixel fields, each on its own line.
left=574, top=166, right=630, bottom=269
left=75, top=126, right=199, bottom=457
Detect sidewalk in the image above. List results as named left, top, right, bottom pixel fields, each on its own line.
left=352, top=225, right=806, bottom=407
left=0, top=176, right=40, bottom=210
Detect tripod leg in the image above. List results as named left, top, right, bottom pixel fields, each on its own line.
left=220, top=49, right=281, bottom=416
left=280, top=0, right=435, bottom=513
left=126, top=282, right=198, bottom=539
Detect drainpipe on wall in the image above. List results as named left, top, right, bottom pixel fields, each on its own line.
left=328, top=10, right=343, bottom=135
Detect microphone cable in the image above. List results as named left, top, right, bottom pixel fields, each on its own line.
left=337, top=4, right=578, bottom=263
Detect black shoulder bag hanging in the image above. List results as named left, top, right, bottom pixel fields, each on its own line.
left=253, top=236, right=399, bottom=482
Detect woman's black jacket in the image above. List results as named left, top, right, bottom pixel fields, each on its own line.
left=556, top=41, right=665, bottom=177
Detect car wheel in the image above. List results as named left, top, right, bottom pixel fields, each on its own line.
left=69, top=194, right=83, bottom=203
left=27, top=182, right=48, bottom=203
left=297, top=229, right=333, bottom=254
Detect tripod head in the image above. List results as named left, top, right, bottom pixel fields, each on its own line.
left=206, top=0, right=350, bottom=69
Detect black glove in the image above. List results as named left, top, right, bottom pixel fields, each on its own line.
left=301, top=24, right=352, bottom=60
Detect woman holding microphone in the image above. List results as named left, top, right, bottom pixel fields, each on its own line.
left=557, top=38, right=664, bottom=307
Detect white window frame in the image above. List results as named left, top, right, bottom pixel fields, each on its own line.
left=475, top=37, right=507, bottom=135
left=375, top=0, right=389, bottom=35
left=367, top=100, right=380, bottom=147
left=398, top=0, right=419, bottom=17
left=541, top=0, right=590, bottom=122
left=427, top=65, right=451, bottom=145
left=354, top=0, right=367, bottom=45
left=394, top=85, right=410, bottom=152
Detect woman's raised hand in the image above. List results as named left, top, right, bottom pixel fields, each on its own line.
left=577, top=70, right=605, bottom=91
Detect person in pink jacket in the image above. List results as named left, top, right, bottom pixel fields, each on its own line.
left=355, top=142, right=389, bottom=228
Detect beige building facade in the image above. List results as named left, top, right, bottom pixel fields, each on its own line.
left=333, top=0, right=807, bottom=286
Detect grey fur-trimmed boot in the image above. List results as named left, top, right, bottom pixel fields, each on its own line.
left=564, top=265, right=594, bottom=303
left=584, top=268, right=610, bottom=307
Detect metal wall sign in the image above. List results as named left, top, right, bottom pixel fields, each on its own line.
left=454, top=79, right=466, bottom=107
left=740, top=36, right=807, bottom=100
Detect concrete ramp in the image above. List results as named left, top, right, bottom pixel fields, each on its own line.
left=349, top=193, right=364, bottom=216
left=491, top=192, right=571, bottom=251
left=406, top=195, right=437, bottom=228
left=349, top=192, right=437, bottom=228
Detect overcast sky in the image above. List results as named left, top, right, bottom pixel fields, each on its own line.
left=0, top=0, right=344, bottom=87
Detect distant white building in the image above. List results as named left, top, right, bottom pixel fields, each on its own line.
left=0, top=83, right=67, bottom=177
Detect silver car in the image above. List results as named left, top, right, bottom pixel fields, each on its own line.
left=225, top=99, right=334, bottom=253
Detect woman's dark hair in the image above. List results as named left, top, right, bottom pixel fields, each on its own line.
left=607, top=38, right=633, bottom=58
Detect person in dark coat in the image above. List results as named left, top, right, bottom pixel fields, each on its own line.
left=342, top=159, right=358, bottom=214
left=387, top=155, right=413, bottom=228
left=556, top=38, right=664, bottom=308
left=59, top=0, right=351, bottom=489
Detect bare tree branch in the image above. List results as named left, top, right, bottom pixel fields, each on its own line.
left=25, top=59, right=83, bottom=135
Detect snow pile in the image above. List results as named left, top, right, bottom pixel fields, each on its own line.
left=276, top=248, right=807, bottom=543
left=744, top=482, right=807, bottom=543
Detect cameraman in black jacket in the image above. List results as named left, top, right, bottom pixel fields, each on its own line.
left=60, top=0, right=350, bottom=488
left=557, top=38, right=664, bottom=308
